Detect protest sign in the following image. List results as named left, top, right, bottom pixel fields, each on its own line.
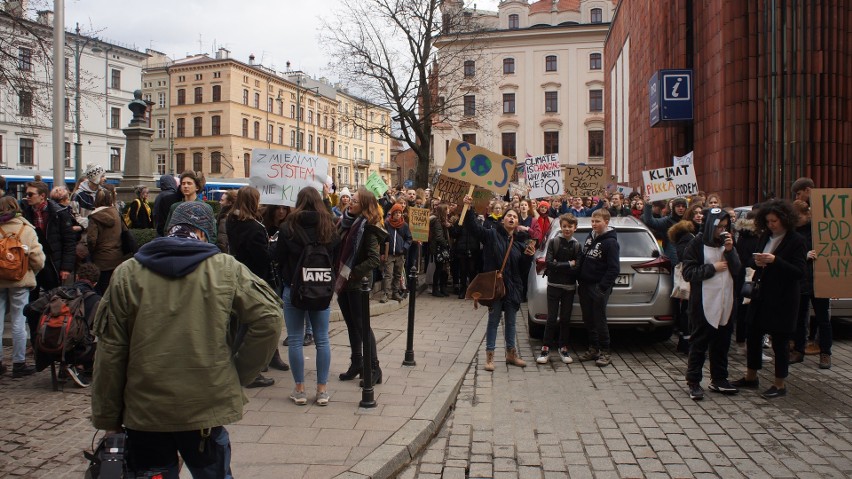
left=674, top=151, right=693, bottom=167
left=250, top=148, right=328, bottom=207
left=409, top=207, right=430, bottom=243
left=524, top=154, right=564, bottom=199
left=616, top=184, right=635, bottom=196
left=564, top=165, right=608, bottom=197
left=641, top=164, right=698, bottom=202
left=365, top=171, right=389, bottom=199
left=604, top=174, right=619, bottom=195
left=434, top=174, right=470, bottom=205
left=471, top=187, right=493, bottom=215
left=444, top=139, right=516, bottom=194
left=811, top=188, right=852, bottom=298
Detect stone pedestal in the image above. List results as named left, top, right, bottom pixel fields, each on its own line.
left=118, top=124, right=157, bottom=202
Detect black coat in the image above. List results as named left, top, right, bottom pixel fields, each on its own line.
left=226, top=217, right=272, bottom=283
left=277, top=211, right=340, bottom=288
left=21, top=200, right=76, bottom=277
left=464, top=211, right=531, bottom=309
left=749, top=231, right=807, bottom=334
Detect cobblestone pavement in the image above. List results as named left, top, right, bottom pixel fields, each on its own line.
left=399, top=309, right=852, bottom=479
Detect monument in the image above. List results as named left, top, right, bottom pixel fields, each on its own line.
left=118, top=90, right=157, bottom=201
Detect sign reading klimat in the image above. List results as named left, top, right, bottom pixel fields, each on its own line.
left=811, top=188, right=852, bottom=298
left=642, top=164, right=698, bottom=201
left=250, top=148, right=328, bottom=206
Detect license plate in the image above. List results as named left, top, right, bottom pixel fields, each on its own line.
left=614, top=274, right=631, bottom=287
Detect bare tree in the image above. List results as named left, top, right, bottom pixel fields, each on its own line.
left=321, top=0, right=496, bottom=188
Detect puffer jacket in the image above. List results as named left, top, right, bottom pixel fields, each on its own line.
left=21, top=199, right=76, bottom=277
left=0, top=215, right=45, bottom=289
left=87, top=206, right=125, bottom=272
left=91, top=237, right=283, bottom=432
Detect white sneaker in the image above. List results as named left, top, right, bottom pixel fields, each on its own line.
left=762, top=353, right=773, bottom=363
left=536, top=349, right=550, bottom=364
left=559, top=349, right=573, bottom=364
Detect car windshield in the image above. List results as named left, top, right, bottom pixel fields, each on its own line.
left=573, top=229, right=659, bottom=258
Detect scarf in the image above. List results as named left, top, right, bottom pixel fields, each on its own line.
left=334, top=212, right=367, bottom=293
left=32, top=201, right=48, bottom=232
left=388, top=215, right=406, bottom=229
left=489, top=213, right=503, bottom=222
left=0, top=212, right=17, bottom=224
left=536, top=215, right=551, bottom=237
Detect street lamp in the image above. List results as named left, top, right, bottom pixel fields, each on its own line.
left=72, top=24, right=102, bottom=180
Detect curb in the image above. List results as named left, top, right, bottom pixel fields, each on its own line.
left=335, top=308, right=488, bottom=479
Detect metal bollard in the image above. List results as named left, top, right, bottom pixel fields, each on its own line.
left=403, top=266, right=418, bottom=367
left=359, top=276, right=377, bottom=408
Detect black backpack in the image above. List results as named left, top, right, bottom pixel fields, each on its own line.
left=290, top=225, right=335, bottom=311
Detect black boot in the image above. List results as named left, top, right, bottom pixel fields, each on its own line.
left=245, top=374, right=274, bottom=388
left=359, top=363, right=383, bottom=387
left=269, top=349, right=290, bottom=371
left=12, top=363, right=35, bottom=378
left=339, top=358, right=362, bottom=381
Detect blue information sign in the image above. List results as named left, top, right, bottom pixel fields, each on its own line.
left=649, top=69, right=693, bottom=126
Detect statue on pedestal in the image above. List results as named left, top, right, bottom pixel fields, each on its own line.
left=128, top=89, right=154, bottom=125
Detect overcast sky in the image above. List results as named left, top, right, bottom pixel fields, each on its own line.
left=64, top=0, right=501, bottom=83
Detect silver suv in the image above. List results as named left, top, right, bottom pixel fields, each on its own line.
left=527, top=216, right=675, bottom=340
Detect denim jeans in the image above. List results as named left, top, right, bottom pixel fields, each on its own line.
left=485, top=297, right=518, bottom=352
left=125, top=426, right=232, bottom=479
left=578, top=282, right=612, bottom=351
left=282, top=287, right=330, bottom=385
left=0, top=287, right=31, bottom=364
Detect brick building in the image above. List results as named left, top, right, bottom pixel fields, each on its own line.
left=605, top=0, right=851, bottom=206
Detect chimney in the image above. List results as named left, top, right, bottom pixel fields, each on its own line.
left=215, top=47, right=230, bottom=60
left=5, top=0, right=28, bottom=17
left=36, top=9, right=53, bottom=25
left=248, top=54, right=255, bottom=65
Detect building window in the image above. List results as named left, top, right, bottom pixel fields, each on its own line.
left=508, top=14, right=519, bottom=30
left=544, top=131, right=559, bottom=154
left=503, top=93, right=515, bottom=114
left=462, top=133, right=476, bottom=145
left=267, top=124, right=273, bottom=143
left=591, top=8, right=603, bottom=24
left=195, top=74, right=202, bottom=81
left=176, top=153, right=186, bottom=173
left=18, top=47, right=32, bottom=71
left=278, top=127, right=284, bottom=144
left=590, top=53, right=602, bottom=70
left=463, top=60, right=475, bottom=77
left=178, top=75, right=185, bottom=82
left=177, top=89, right=186, bottom=105
left=242, top=89, right=249, bottom=105
left=308, top=110, right=314, bottom=125
left=503, top=58, right=515, bottom=75
left=212, top=85, right=221, bottom=102
left=290, top=130, right=296, bottom=148
left=502, top=132, right=516, bottom=159
left=194, top=87, right=202, bottom=103
left=110, top=147, right=121, bottom=171
left=193, top=152, right=202, bottom=172
left=244, top=153, right=251, bottom=176
left=463, top=95, right=475, bottom=116
left=589, top=89, right=603, bottom=111
left=64, top=142, right=71, bottom=167
left=19, top=138, right=34, bottom=165
left=323, top=138, right=328, bottom=154
left=18, top=91, right=32, bottom=116
left=211, top=116, right=221, bottom=135
left=545, top=91, right=558, bottom=113
left=265, top=97, right=272, bottom=113
left=254, top=92, right=260, bottom=108
left=588, top=130, right=604, bottom=157
left=157, top=119, right=166, bottom=138
left=111, top=69, right=121, bottom=89
left=176, top=118, right=186, bottom=137
left=330, top=140, right=335, bottom=154
left=110, top=107, right=121, bottom=129
left=242, top=119, right=249, bottom=137
left=290, top=104, right=296, bottom=119
left=253, top=121, right=260, bottom=140
left=193, top=117, right=202, bottom=136
left=211, top=151, right=222, bottom=174
left=308, top=134, right=314, bottom=152
left=64, top=98, right=70, bottom=122
left=545, top=55, right=557, bottom=72
left=158, top=92, right=166, bottom=108
left=156, top=154, right=166, bottom=175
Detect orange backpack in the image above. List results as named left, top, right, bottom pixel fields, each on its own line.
left=0, top=224, right=29, bottom=281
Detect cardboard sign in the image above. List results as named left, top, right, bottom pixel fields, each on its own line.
left=811, top=188, right=852, bottom=298
left=434, top=174, right=469, bottom=205
left=409, top=207, right=430, bottom=243
left=641, top=164, right=698, bottom=202
left=250, top=148, right=328, bottom=207
left=524, top=154, right=564, bottom=199
left=365, top=171, right=389, bottom=199
left=444, top=139, right=516, bottom=194
left=471, top=187, right=493, bottom=215
left=564, top=165, right=608, bottom=197
left=674, top=151, right=693, bottom=167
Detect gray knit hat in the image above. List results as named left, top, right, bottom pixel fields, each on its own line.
left=84, top=164, right=105, bottom=182
left=167, top=202, right=217, bottom=243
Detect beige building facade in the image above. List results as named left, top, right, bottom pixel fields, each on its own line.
left=433, top=0, right=615, bottom=172
left=142, top=50, right=392, bottom=189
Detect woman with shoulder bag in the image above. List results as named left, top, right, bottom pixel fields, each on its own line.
left=429, top=203, right=451, bottom=297
left=277, top=187, right=340, bottom=406
left=462, top=195, right=535, bottom=372
left=336, top=188, right=388, bottom=387
left=226, top=186, right=289, bottom=388
left=732, top=200, right=807, bottom=399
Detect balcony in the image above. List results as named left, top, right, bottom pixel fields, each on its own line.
left=379, top=162, right=395, bottom=172
left=355, top=159, right=370, bottom=167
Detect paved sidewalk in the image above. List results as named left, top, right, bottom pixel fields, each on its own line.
left=0, top=292, right=486, bottom=478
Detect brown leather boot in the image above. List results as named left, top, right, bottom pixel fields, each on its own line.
left=484, top=351, right=495, bottom=371
left=506, top=348, right=527, bottom=367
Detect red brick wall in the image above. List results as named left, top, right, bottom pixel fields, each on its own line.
left=605, top=0, right=852, bottom=206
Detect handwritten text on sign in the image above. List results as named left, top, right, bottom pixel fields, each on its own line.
left=641, top=164, right=698, bottom=202
left=811, top=188, right=852, bottom=298
left=444, top=139, right=516, bottom=194
left=250, top=148, right=328, bottom=207
left=409, top=207, right=430, bottom=243
left=525, top=154, right=564, bottom=199
left=564, top=165, right=608, bottom=197
left=434, top=174, right=469, bottom=205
